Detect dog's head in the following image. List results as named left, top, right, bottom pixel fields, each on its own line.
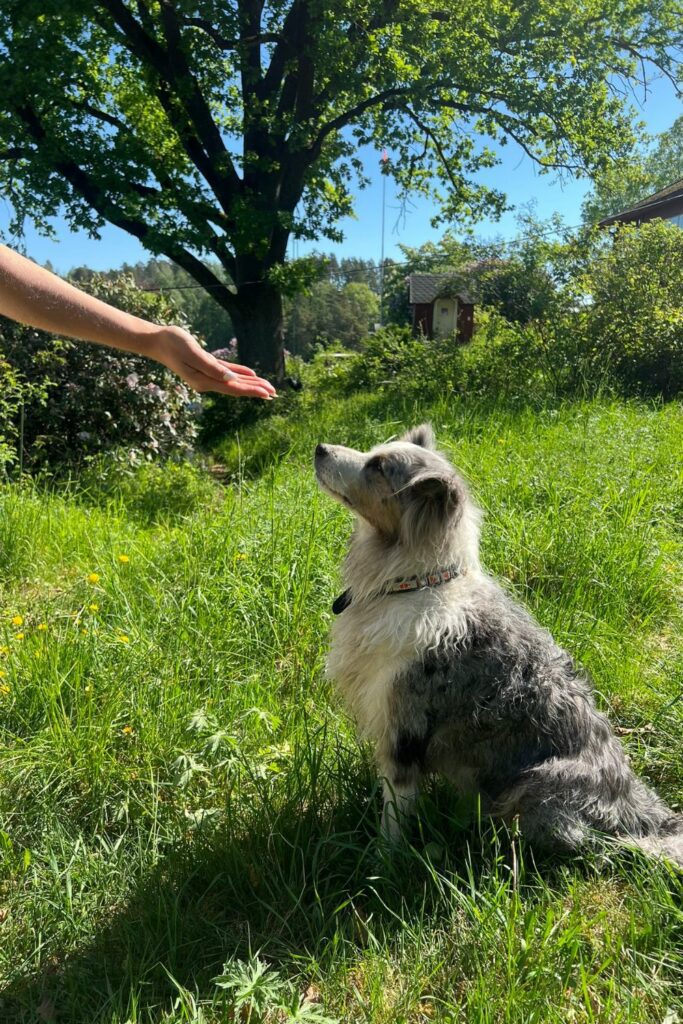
left=314, top=424, right=480, bottom=562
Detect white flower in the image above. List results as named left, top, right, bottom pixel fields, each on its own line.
left=126, top=373, right=139, bottom=388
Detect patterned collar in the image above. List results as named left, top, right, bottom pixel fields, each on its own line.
left=332, top=563, right=462, bottom=615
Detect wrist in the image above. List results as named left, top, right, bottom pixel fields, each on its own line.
left=136, top=324, right=171, bottom=362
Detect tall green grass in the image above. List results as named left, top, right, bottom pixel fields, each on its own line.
left=1, top=395, right=682, bottom=1023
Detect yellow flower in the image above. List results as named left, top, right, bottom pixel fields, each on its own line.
left=117, top=554, right=130, bottom=564
left=15, top=633, right=24, bottom=641
left=0, top=685, right=9, bottom=696
left=81, top=628, right=88, bottom=635
left=37, top=622, right=48, bottom=631
left=0, top=645, right=8, bottom=656
left=122, top=725, right=134, bottom=735
left=88, top=603, right=99, bottom=613
left=11, top=615, right=23, bottom=627
left=0, top=669, right=5, bottom=678
left=117, top=634, right=130, bottom=644
left=236, top=553, right=248, bottom=561
left=87, top=573, right=100, bottom=584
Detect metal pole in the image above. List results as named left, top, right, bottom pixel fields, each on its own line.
left=379, top=166, right=386, bottom=327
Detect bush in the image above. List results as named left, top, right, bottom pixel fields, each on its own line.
left=0, top=356, right=50, bottom=475
left=338, top=326, right=461, bottom=397
left=582, top=220, right=683, bottom=398
left=0, top=273, right=198, bottom=470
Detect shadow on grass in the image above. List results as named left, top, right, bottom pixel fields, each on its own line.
left=0, top=770, right=549, bottom=1024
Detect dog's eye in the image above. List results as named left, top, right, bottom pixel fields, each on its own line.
left=366, top=456, right=385, bottom=474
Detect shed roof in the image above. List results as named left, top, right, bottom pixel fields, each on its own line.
left=599, top=176, right=683, bottom=226
left=408, top=272, right=474, bottom=305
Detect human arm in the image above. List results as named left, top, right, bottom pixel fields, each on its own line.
left=0, top=245, right=276, bottom=398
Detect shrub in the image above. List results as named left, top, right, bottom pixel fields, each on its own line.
left=339, top=325, right=462, bottom=397
left=0, top=357, right=49, bottom=475
left=0, top=273, right=198, bottom=470
left=582, top=220, right=683, bottom=398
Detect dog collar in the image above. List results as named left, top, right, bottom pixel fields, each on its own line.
left=332, top=564, right=461, bottom=615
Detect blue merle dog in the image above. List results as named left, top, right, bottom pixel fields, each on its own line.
left=314, top=424, right=682, bottom=865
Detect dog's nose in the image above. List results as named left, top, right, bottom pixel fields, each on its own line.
left=315, top=444, right=328, bottom=459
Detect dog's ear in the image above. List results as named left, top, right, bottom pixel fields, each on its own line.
left=400, top=470, right=462, bottom=546
left=401, top=423, right=435, bottom=450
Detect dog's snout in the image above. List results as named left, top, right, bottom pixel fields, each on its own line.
left=315, top=443, right=329, bottom=459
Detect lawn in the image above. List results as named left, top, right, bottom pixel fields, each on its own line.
left=1, top=393, right=682, bottom=1023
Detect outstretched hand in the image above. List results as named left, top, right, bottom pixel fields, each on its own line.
left=150, top=325, right=277, bottom=399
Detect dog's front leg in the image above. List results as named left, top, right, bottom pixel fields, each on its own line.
left=377, top=732, right=426, bottom=842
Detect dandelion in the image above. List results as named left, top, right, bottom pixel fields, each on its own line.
left=81, top=628, right=88, bottom=635
left=87, top=573, right=100, bottom=584
left=37, top=623, right=48, bottom=631
left=0, top=670, right=5, bottom=678
left=122, top=725, right=134, bottom=735
left=117, top=554, right=130, bottom=564
left=117, top=634, right=130, bottom=644
left=11, top=615, right=23, bottom=627
left=88, top=603, right=99, bottom=613
left=0, top=645, right=8, bottom=656
left=236, top=552, right=248, bottom=561
left=14, top=633, right=24, bottom=641
left=0, top=685, right=9, bottom=696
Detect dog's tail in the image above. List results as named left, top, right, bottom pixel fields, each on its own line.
left=629, top=815, right=683, bottom=868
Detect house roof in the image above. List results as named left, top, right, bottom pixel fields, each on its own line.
left=408, top=272, right=474, bottom=305
left=599, top=176, right=683, bottom=226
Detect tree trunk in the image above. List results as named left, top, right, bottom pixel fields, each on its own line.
left=229, top=279, right=285, bottom=381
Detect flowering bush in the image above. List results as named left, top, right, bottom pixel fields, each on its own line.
left=0, top=273, right=198, bottom=470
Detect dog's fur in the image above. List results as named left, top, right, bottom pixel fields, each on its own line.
left=314, top=424, right=683, bottom=864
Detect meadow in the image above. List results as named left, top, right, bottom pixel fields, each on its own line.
left=1, top=391, right=682, bottom=1023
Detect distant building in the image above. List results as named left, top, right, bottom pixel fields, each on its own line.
left=407, top=273, right=475, bottom=342
left=599, top=176, right=683, bottom=228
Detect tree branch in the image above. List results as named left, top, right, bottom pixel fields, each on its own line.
left=14, top=102, right=236, bottom=309
left=95, top=0, right=243, bottom=210
left=181, top=16, right=282, bottom=51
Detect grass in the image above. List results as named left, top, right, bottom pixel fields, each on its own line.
left=1, top=392, right=682, bottom=1023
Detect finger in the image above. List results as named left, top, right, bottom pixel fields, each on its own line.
left=183, top=351, right=236, bottom=383
left=223, top=378, right=274, bottom=399
left=217, top=361, right=277, bottom=395
left=216, top=360, right=257, bottom=377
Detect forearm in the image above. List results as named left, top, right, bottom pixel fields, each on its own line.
left=0, top=245, right=160, bottom=356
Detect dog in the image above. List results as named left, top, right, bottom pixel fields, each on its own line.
left=314, top=423, right=683, bottom=864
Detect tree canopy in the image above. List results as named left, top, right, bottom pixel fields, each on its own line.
left=1, top=0, right=681, bottom=374
left=582, top=115, right=683, bottom=224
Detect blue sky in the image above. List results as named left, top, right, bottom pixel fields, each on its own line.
left=1, top=75, right=680, bottom=275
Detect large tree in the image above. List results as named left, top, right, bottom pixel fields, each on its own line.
left=1, top=1, right=681, bottom=376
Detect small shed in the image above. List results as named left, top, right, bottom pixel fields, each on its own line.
left=599, top=176, right=683, bottom=228
left=408, top=273, right=475, bottom=342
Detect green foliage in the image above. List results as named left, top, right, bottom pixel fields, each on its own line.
left=76, top=456, right=220, bottom=527
left=1, top=0, right=681, bottom=371
left=286, top=281, right=380, bottom=356
left=581, top=220, right=683, bottom=396
left=0, top=357, right=48, bottom=474
left=582, top=114, right=683, bottom=224
left=0, top=273, right=198, bottom=470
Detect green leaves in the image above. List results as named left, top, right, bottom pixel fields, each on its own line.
left=0, top=0, right=681, bottom=371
